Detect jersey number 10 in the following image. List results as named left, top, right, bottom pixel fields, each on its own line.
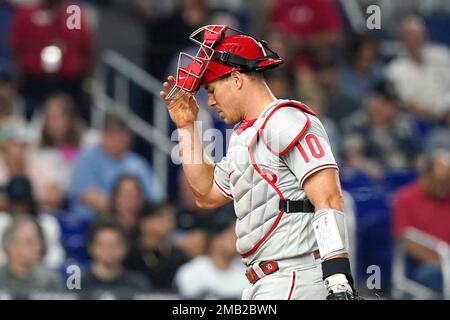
left=296, top=134, right=325, bottom=163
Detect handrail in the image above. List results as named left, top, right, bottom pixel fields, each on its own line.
left=392, top=227, right=450, bottom=299
left=93, top=50, right=176, bottom=196
left=103, top=50, right=163, bottom=95
left=95, top=91, right=177, bottom=156
left=338, top=0, right=366, bottom=33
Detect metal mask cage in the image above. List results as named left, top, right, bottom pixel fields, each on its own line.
left=165, top=25, right=229, bottom=101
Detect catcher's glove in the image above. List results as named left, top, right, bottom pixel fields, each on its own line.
left=327, top=289, right=364, bottom=300
left=324, top=274, right=364, bottom=300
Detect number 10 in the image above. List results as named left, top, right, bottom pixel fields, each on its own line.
left=296, top=134, right=325, bottom=163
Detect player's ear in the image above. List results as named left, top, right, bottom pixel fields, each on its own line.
left=230, top=71, right=243, bottom=90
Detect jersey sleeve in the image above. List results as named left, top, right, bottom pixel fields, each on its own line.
left=213, top=156, right=233, bottom=199
left=282, top=122, right=338, bottom=188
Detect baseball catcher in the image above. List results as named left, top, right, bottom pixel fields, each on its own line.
left=160, top=25, right=361, bottom=300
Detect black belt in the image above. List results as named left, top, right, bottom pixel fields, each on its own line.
left=279, top=199, right=315, bottom=213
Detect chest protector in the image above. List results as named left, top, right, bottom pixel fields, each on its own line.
left=225, top=100, right=319, bottom=264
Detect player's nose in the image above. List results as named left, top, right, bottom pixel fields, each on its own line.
left=207, top=95, right=216, bottom=108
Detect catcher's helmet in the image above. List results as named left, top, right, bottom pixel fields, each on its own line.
left=166, top=25, right=283, bottom=100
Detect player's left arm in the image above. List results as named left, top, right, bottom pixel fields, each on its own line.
left=266, top=106, right=360, bottom=299
left=303, top=168, right=360, bottom=299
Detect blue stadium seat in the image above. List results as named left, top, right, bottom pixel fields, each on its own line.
left=340, top=168, right=376, bottom=191
left=425, top=13, right=450, bottom=47
left=383, top=169, right=417, bottom=191
left=344, top=168, right=419, bottom=293
left=54, top=211, right=91, bottom=268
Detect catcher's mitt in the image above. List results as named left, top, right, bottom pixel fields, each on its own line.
left=327, top=290, right=364, bottom=300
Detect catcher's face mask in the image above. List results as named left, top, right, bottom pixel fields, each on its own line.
left=165, top=25, right=283, bottom=100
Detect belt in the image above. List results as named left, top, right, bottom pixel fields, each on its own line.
left=245, top=261, right=279, bottom=284
left=245, top=250, right=321, bottom=284
left=279, top=199, right=315, bottom=213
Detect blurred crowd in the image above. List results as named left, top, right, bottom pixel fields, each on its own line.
left=0, top=0, right=449, bottom=299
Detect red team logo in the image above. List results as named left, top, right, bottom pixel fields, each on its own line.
left=261, top=167, right=278, bottom=184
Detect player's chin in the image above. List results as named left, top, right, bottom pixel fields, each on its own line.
left=218, top=111, right=227, bottom=121
left=222, top=116, right=234, bottom=124
left=218, top=112, right=236, bottom=125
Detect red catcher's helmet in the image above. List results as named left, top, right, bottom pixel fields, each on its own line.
left=166, top=25, right=284, bottom=100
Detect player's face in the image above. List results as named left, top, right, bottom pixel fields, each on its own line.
left=205, top=77, right=241, bottom=124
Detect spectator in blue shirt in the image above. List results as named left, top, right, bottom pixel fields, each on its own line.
left=68, top=112, right=163, bottom=220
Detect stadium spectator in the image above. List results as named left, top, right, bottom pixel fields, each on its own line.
left=173, top=171, right=210, bottom=259
left=145, top=0, right=211, bottom=80
left=68, top=112, right=163, bottom=220
left=175, top=170, right=213, bottom=231
left=0, top=121, right=64, bottom=210
left=31, top=93, right=89, bottom=198
left=340, top=34, right=383, bottom=105
left=342, top=79, right=419, bottom=179
left=125, top=201, right=189, bottom=292
left=0, top=175, right=65, bottom=269
left=9, top=0, right=94, bottom=120
left=266, top=0, right=343, bottom=69
left=37, top=93, right=85, bottom=155
left=315, top=54, right=360, bottom=127
left=386, top=15, right=450, bottom=123
left=82, top=218, right=150, bottom=299
left=174, top=210, right=246, bottom=299
left=0, top=217, right=62, bottom=298
left=110, top=174, right=145, bottom=240
left=265, top=67, right=298, bottom=100
left=392, top=149, right=450, bottom=293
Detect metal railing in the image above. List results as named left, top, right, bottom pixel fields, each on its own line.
left=391, top=227, right=450, bottom=299
left=93, top=50, right=178, bottom=196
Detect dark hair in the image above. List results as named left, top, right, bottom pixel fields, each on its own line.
left=371, top=78, right=398, bottom=102
left=86, top=217, right=128, bottom=249
left=39, top=92, right=84, bottom=148
left=110, top=174, right=144, bottom=214
left=206, top=202, right=235, bottom=238
left=137, top=200, right=173, bottom=222
left=243, top=71, right=265, bottom=82
left=5, top=175, right=38, bottom=217
left=346, top=33, right=380, bottom=67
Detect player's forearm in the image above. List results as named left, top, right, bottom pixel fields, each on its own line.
left=178, top=123, right=215, bottom=197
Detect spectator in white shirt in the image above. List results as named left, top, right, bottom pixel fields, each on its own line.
left=386, top=15, right=450, bottom=122
left=174, top=207, right=246, bottom=299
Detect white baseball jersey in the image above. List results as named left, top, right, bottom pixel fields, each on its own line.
left=213, top=99, right=338, bottom=266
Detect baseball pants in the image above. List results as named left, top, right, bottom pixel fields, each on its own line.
left=242, top=252, right=327, bottom=300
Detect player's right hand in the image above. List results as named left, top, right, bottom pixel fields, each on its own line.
left=160, top=75, right=199, bottom=129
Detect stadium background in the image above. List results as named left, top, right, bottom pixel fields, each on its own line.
left=0, top=0, right=449, bottom=300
